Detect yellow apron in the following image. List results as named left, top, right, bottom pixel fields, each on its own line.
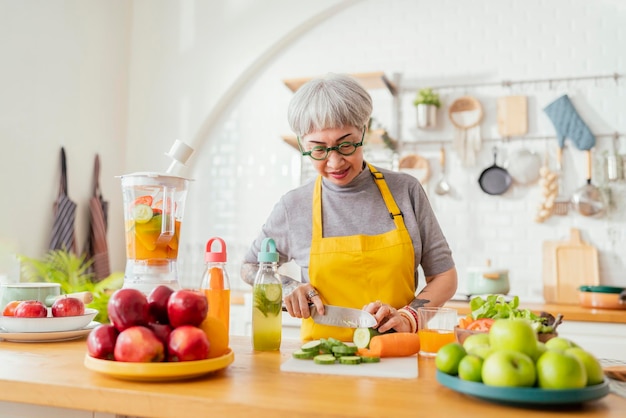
left=301, top=164, right=416, bottom=341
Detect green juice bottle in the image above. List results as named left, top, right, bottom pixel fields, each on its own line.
left=252, top=238, right=282, bottom=351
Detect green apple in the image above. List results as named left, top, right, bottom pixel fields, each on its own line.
left=435, top=343, right=466, bottom=375
left=565, top=347, right=604, bottom=386
left=482, top=349, right=536, bottom=387
left=458, top=354, right=483, bottom=382
left=536, top=350, right=587, bottom=389
left=532, top=341, right=547, bottom=362
left=545, top=336, right=577, bottom=352
left=469, top=345, right=493, bottom=360
left=462, top=333, right=490, bottom=353
left=489, top=319, right=537, bottom=359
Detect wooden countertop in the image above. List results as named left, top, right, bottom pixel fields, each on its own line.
left=0, top=336, right=624, bottom=417
left=445, top=300, right=626, bottom=324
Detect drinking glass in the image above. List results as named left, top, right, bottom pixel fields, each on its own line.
left=417, top=307, right=458, bottom=357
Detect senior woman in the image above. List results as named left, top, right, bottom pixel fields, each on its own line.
left=241, top=73, right=457, bottom=341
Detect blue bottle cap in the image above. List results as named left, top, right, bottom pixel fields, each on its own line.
left=258, top=238, right=279, bottom=263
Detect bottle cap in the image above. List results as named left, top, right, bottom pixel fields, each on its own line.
left=205, top=237, right=227, bottom=263
left=257, top=238, right=279, bottom=263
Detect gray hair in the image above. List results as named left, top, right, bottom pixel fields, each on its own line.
left=287, top=73, right=373, bottom=137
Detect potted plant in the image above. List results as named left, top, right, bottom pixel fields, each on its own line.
left=413, top=88, right=441, bottom=129
left=18, top=249, right=123, bottom=323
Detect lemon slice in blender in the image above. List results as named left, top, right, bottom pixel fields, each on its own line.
left=132, top=204, right=154, bottom=224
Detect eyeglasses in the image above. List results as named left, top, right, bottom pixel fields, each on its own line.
left=297, top=128, right=365, bottom=161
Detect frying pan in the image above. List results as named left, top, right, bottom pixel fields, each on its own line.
left=478, top=147, right=512, bottom=195
left=571, top=150, right=606, bottom=217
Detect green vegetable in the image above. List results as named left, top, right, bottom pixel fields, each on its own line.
left=468, top=295, right=555, bottom=334
left=353, top=327, right=380, bottom=349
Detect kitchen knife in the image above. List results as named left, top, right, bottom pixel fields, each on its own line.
left=283, top=304, right=376, bottom=328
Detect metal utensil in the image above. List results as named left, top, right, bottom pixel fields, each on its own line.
left=435, top=146, right=451, bottom=195
left=553, top=147, right=569, bottom=215
left=283, top=304, right=376, bottom=328
left=478, top=147, right=512, bottom=195
left=571, top=150, right=606, bottom=217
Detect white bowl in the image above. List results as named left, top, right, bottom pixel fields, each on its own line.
left=0, top=308, right=98, bottom=333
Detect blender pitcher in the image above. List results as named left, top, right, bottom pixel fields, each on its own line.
left=120, top=140, right=194, bottom=293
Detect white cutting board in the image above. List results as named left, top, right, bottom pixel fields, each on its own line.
left=280, top=355, right=418, bottom=379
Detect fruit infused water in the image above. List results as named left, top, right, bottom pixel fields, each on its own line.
left=200, top=237, right=231, bottom=342
left=120, top=172, right=190, bottom=293
left=252, top=238, right=282, bottom=351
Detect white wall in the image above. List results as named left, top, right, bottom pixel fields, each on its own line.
left=0, top=0, right=131, bottom=276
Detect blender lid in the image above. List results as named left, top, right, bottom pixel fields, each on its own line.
left=119, top=171, right=194, bottom=181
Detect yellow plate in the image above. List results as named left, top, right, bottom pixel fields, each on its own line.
left=84, top=349, right=234, bottom=381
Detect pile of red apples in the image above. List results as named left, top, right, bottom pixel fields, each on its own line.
left=87, top=286, right=211, bottom=363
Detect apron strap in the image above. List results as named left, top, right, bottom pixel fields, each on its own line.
left=367, top=164, right=406, bottom=230
left=312, top=176, right=323, bottom=240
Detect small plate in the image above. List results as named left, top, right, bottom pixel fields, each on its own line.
left=0, top=321, right=99, bottom=343
left=436, top=370, right=610, bottom=406
left=0, top=308, right=98, bottom=333
left=84, top=349, right=235, bottom=381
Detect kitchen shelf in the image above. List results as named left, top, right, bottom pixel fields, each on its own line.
left=283, top=71, right=397, bottom=95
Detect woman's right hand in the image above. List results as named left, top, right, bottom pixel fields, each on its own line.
left=283, top=285, right=324, bottom=319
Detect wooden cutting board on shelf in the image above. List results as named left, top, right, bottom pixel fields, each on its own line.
left=497, top=95, right=528, bottom=137
left=542, top=228, right=600, bottom=304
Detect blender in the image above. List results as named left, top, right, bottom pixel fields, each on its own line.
left=120, top=140, right=194, bottom=294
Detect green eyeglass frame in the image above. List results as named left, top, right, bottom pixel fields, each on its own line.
left=297, top=127, right=366, bottom=161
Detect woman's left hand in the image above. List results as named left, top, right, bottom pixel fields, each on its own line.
left=363, top=300, right=412, bottom=333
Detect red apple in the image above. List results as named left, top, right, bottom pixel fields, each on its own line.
left=167, top=290, right=208, bottom=328
left=148, top=322, right=173, bottom=346
left=14, top=300, right=47, bottom=318
left=114, top=326, right=165, bottom=362
left=51, top=296, right=85, bottom=317
left=87, top=324, right=119, bottom=360
left=167, top=325, right=210, bottom=362
left=107, top=288, right=151, bottom=332
left=147, top=285, right=175, bottom=324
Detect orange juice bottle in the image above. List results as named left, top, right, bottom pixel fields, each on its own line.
left=200, top=237, right=231, bottom=342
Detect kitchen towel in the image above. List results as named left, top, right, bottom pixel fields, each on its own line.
left=49, top=148, right=78, bottom=254
left=543, top=94, right=596, bottom=150
left=84, top=154, right=110, bottom=282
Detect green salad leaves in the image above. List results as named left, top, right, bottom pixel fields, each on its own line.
left=469, top=295, right=558, bottom=334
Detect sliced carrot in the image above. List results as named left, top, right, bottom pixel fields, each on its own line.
left=457, top=315, right=474, bottom=329
left=133, top=195, right=153, bottom=207
left=363, top=332, right=421, bottom=357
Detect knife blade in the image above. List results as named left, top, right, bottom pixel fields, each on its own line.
left=282, top=304, right=377, bottom=328
left=311, top=304, right=376, bottom=328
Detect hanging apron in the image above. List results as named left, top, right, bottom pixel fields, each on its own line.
left=49, top=147, right=78, bottom=254
left=301, top=164, right=416, bottom=341
left=85, top=154, right=111, bottom=282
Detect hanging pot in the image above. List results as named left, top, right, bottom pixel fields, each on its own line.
left=478, top=147, right=512, bottom=195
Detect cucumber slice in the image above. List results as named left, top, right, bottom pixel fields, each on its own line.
left=313, top=354, right=337, bottom=365
left=353, top=327, right=380, bottom=349
left=132, top=204, right=154, bottom=224
left=292, top=349, right=317, bottom=360
left=360, top=356, right=381, bottom=363
left=331, top=345, right=358, bottom=355
left=339, top=356, right=362, bottom=365
left=300, top=340, right=322, bottom=353
left=263, top=284, right=282, bottom=302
